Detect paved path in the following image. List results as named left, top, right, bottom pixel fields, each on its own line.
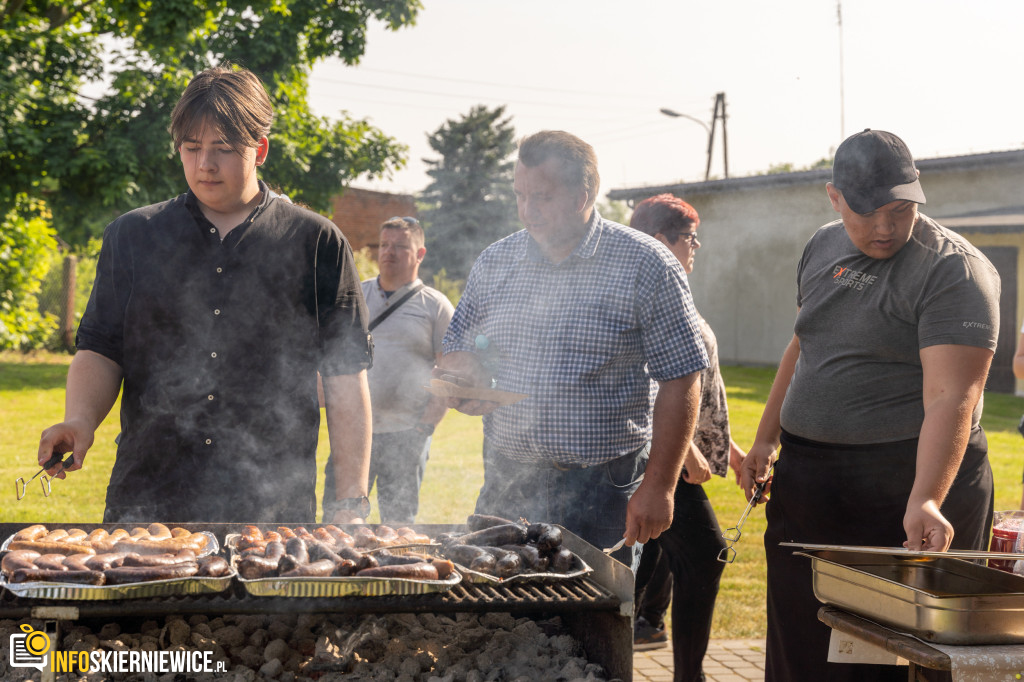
left=633, top=639, right=767, bottom=681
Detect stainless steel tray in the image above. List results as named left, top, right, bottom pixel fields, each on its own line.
left=0, top=570, right=235, bottom=601
left=1, top=528, right=220, bottom=557
left=796, top=547, right=1024, bottom=644
left=226, top=534, right=461, bottom=598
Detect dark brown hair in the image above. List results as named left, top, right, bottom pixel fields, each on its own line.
left=380, top=216, right=425, bottom=249
left=170, top=66, right=273, bottom=153
left=517, top=131, right=600, bottom=209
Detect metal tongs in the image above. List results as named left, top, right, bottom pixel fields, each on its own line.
left=718, top=463, right=775, bottom=564
left=15, top=452, right=74, bottom=500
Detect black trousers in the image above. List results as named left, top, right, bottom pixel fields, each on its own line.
left=635, top=480, right=727, bottom=682
left=764, top=427, right=994, bottom=682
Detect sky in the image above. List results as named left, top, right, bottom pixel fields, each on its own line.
left=306, top=0, right=1024, bottom=202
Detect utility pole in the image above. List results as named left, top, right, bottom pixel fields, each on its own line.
left=705, top=92, right=729, bottom=181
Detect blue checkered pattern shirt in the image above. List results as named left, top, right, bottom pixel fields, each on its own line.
left=443, top=211, right=709, bottom=465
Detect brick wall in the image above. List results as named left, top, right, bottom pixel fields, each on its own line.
left=330, top=187, right=417, bottom=256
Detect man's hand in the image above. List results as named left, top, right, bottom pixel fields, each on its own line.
left=681, top=445, right=712, bottom=485
left=740, top=442, right=775, bottom=504
left=434, top=352, right=500, bottom=416
left=623, top=479, right=673, bottom=546
left=903, top=498, right=954, bottom=552
left=37, top=419, right=94, bottom=479
left=728, top=439, right=747, bottom=485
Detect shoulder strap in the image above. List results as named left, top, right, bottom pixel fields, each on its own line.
left=368, top=282, right=425, bottom=331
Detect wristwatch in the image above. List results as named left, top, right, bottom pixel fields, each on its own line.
left=415, top=422, right=435, bottom=436
left=324, top=495, right=371, bottom=519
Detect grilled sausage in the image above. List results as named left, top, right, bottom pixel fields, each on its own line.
left=305, top=538, right=344, bottom=564
left=62, top=553, right=95, bottom=571
left=279, top=558, right=336, bottom=578
left=8, top=540, right=95, bottom=556
left=196, top=555, right=230, bottom=577
left=375, top=525, right=399, bottom=545
left=276, top=526, right=297, bottom=539
left=64, top=529, right=89, bottom=542
left=114, top=534, right=206, bottom=555
left=2, top=550, right=40, bottom=574
left=237, top=556, right=279, bottom=580
left=87, top=528, right=109, bottom=544
left=103, top=561, right=198, bottom=584
left=12, top=525, right=48, bottom=542
left=356, top=561, right=439, bottom=580
left=322, top=525, right=354, bottom=547
left=11, top=568, right=105, bottom=585
left=92, top=529, right=130, bottom=553
left=34, top=554, right=70, bottom=571
left=121, top=550, right=195, bottom=567
left=84, top=553, right=127, bottom=571
left=332, top=559, right=358, bottom=577
left=352, top=526, right=380, bottom=549
left=480, top=547, right=522, bottom=578
left=147, top=523, right=172, bottom=540
left=427, top=557, right=456, bottom=580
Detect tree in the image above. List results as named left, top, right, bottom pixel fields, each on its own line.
left=0, top=1, right=421, bottom=246
left=420, top=105, right=518, bottom=282
left=0, top=195, right=58, bottom=350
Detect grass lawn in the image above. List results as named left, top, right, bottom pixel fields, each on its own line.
left=2, top=351, right=1023, bottom=639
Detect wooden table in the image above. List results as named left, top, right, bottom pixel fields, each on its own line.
left=818, top=606, right=952, bottom=681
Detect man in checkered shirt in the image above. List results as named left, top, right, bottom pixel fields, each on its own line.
left=438, top=130, right=708, bottom=569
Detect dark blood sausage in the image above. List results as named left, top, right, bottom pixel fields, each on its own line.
left=443, top=544, right=497, bottom=573
left=549, top=548, right=575, bottom=573
left=237, top=556, right=279, bottom=580
left=466, top=514, right=518, bottom=532
left=332, top=559, right=358, bottom=577
left=373, top=550, right=425, bottom=567
left=284, top=537, right=309, bottom=565
left=455, top=523, right=528, bottom=547
left=264, top=541, right=286, bottom=562
left=356, top=561, right=439, bottom=580
left=279, top=559, right=336, bottom=578
left=11, top=568, right=106, bottom=585
left=305, top=538, right=344, bottom=564
left=196, top=555, right=231, bottom=577
left=502, top=544, right=549, bottom=572
left=103, top=561, right=199, bottom=584
left=480, top=547, right=523, bottom=578
left=526, top=523, right=562, bottom=552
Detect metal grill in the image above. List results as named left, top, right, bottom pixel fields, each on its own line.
left=0, top=522, right=635, bottom=680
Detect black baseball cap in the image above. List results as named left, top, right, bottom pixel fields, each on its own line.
left=832, top=129, right=926, bottom=214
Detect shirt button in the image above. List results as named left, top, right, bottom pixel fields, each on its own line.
left=216, top=267, right=223, bottom=274
left=210, top=352, right=217, bottom=358
left=214, top=309, right=221, bottom=315
left=209, top=228, right=216, bottom=234
left=207, top=394, right=215, bottom=401
left=205, top=439, right=212, bottom=445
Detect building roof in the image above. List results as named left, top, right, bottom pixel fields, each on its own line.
left=606, top=149, right=1024, bottom=204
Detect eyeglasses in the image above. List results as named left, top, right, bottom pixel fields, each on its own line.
left=718, top=463, right=774, bottom=564
left=676, top=232, right=698, bottom=246
left=388, top=216, right=419, bottom=225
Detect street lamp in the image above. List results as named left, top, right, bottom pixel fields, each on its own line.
left=660, top=94, right=728, bottom=181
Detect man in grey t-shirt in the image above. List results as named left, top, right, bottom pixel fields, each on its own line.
left=741, top=130, right=999, bottom=682
left=325, top=217, right=453, bottom=524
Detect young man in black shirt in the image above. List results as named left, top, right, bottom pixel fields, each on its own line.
left=37, top=66, right=374, bottom=523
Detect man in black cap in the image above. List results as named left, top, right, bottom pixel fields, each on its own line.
left=741, top=129, right=1000, bottom=681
